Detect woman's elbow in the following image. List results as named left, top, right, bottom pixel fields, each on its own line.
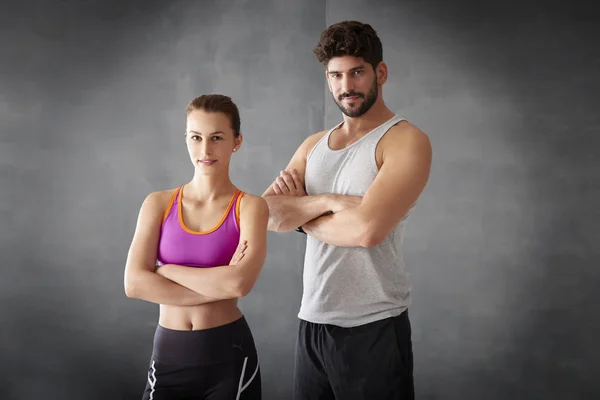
left=124, top=271, right=144, bottom=298
left=233, top=264, right=264, bottom=297
left=236, top=284, right=252, bottom=298
left=234, top=276, right=257, bottom=297
left=124, top=280, right=138, bottom=298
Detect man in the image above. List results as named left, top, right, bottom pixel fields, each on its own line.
left=263, top=21, right=432, bottom=399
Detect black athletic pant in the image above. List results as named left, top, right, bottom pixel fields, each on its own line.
left=142, top=316, right=261, bottom=400
left=293, top=310, right=414, bottom=400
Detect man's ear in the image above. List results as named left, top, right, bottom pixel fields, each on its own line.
left=376, top=61, right=388, bottom=85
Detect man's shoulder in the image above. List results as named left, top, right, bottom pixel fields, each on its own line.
left=303, top=129, right=329, bottom=147
left=298, top=129, right=330, bottom=159
left=382, top=120, right=431, bottom=151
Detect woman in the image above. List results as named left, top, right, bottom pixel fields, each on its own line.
left=124, top=94, right=268, bottom=399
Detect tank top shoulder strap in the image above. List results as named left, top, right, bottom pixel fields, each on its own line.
left=366, top=114, right=406, bottom=144
left=161, top=186, right=182, bottom=224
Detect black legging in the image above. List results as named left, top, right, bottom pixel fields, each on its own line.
left=142, top=316, right=261, bottom=400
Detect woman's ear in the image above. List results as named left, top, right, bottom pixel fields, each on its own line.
left=233, top=133, right=243, bottom=152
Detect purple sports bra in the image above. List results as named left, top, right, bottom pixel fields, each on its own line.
left=156, top=186, right=244, bottom=268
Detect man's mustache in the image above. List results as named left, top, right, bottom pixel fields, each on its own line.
left=338, top=92, right=364, bottom=101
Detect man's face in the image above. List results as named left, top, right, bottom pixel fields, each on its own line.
left=326, top=56, right=379, bottom=118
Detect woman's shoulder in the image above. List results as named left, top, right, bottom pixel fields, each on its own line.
left=237, top=191, right=268, bottom=214
left=140, top=187, right=180, bottom=212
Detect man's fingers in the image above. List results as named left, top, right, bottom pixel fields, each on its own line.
left=290, top=168, right=302, bottom=182
left=289, top=169, right=305, bottom=191
left=276, top=176, right=290, bottom=192
left=279, top=170, right=296, bottom=190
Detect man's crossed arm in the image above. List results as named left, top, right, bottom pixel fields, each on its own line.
left=262, top=168, right=361, bottom=232
left=262, top=122, right=432, bottom=248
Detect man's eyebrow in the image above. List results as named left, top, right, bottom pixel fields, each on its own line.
left=188, top=130, right=225, bottom=135
left=327, top=65, right=365, bottom=75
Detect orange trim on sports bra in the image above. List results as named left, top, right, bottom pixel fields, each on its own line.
left=178, top=186, right=241, bottom=235
left=235, top=191, right=245, bottom=228
left=161, top=188, right=179, bottom=224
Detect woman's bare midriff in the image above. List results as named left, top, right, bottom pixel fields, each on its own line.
left=159, top=299, right=242, bottom=331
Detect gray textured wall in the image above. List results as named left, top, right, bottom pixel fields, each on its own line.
left=1, top=1, right=598, bottom=399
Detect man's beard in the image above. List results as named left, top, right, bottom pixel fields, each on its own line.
left=333, top=77, right=378, bottom=118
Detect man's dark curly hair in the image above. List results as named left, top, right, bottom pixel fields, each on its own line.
left=313, top=21, right=383, bottom=71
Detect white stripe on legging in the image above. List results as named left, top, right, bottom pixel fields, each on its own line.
left=147, top=360, right=157, bottom=400
left=240, top=357, right=260, bottom=393
left=236, top=356, right=260, bottom=399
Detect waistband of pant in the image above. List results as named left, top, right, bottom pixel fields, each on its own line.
left=152, top=316, right=254, bottom=366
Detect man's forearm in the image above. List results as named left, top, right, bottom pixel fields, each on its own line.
left=126, top=270, right=223, bottom=306
left=263, top=194, right=334, bottom=232
left=302, top=206, right=374, bottom=247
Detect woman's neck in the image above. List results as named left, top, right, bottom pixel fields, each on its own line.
left=186, top=172, right=236, bottom=201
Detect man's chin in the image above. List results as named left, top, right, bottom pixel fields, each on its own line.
left=335, top=103, right=358, bottom=117
left=342, top=107, right=365, bottom=118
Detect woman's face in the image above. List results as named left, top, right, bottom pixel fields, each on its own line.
left=185, top=109, right=242, bottom=175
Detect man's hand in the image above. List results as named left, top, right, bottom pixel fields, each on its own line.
left=272, top=169, right=306, bottom=196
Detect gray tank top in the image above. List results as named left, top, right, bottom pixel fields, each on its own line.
left=299, top=114, right=414, bottom=327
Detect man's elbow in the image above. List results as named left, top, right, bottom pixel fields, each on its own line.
left=267, top=218, right=284, bottom=233
left=359, top=233, right=386, bottom=248
left=263, top=198, right=292, bottom=232
left=358, top=223, right=388, bottom=248
left=267, top=216, right=297, bottom=233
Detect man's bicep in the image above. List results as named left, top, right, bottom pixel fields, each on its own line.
left=362, top=130, right=432, bottom=230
